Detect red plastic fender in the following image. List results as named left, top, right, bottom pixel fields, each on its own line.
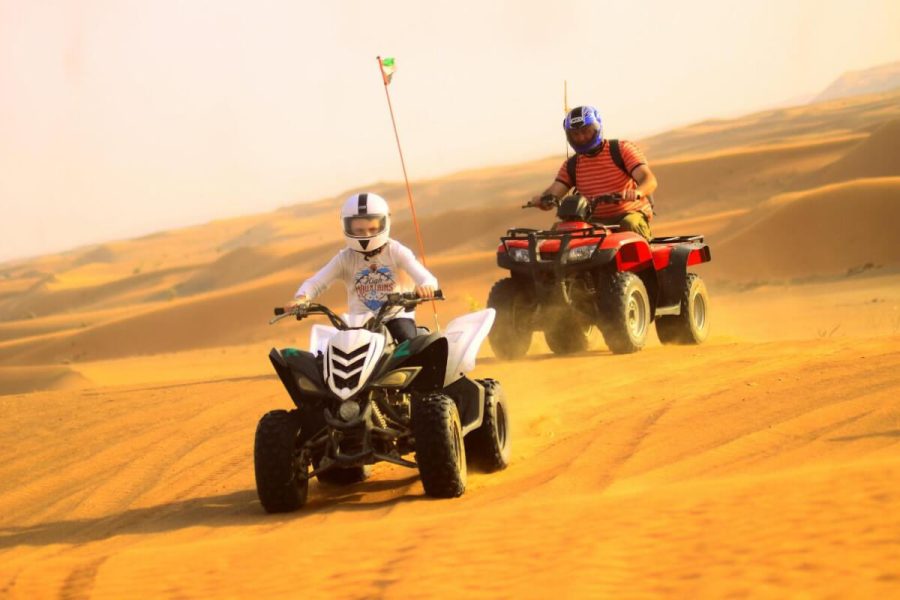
left=687, top=247, right=709, bottom=266
left=599, top=232, right=654, bottom=272
left=651, top=245, right=673, bottom=271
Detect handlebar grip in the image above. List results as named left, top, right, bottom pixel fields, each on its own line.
left=274, top=307, right=285, bottom=316
left=386, top=290, right=445, bottom=304
left=591, top=193, right=624, bottom=204
left=523, top=195, right=559, bottom=209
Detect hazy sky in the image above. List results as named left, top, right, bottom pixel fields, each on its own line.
left=1, top=0, right=898, bottom=262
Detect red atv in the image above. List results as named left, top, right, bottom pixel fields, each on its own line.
left=487, top=194, right=711, bottom=359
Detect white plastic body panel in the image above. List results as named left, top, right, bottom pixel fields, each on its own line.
left=442, top=308, right=496, bottom=386
left=343, top=312, right=374, bottom=328
left=309, top=324, right=339, bottom=356
left=324, top=329, right=386, bottom=400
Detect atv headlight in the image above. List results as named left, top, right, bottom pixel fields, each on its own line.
left=566, top=245, right=596, bottom=262
left=372, top=367, right=422, bottom=389
left=296, top=374, right=319, bottom=392
left=338, top=400, right=361, bottom=421
left=509, top=247, right=531, bottom=263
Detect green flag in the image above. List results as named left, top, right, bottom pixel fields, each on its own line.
left=380, top=57, right=396, bottom=84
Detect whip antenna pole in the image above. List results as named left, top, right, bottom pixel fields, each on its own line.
left=564, top=80, right=570, bottom=159
left=376, top=56, right=440, bottom=329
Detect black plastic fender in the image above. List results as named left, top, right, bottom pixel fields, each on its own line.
left=443, top=375, right=486, bottom=436
left=269, top=347, right=331, bottom=409
left=381, top=333, right=449, bottom=393
left=655, top=245, right=697, bottom=311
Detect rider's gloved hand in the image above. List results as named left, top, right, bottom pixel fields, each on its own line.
left=415, top=285, right=436, bottom=299
left=285, top=295, right=310, bottom=312
left=621, top=189, right=644, bottom=201
left=528, top=194, right=556, bottom=211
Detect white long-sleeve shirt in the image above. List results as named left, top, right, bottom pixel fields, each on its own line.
left=295, top=239, right=438, bottom=319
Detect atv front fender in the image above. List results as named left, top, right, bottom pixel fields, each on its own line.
left=385, top=334, right=449, bottom=394
left=269, top=347, right=331, bottom=409
left=444, top=375, right=485, bottom=436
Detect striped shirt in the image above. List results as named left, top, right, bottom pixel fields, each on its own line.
left=555, top=140, right=652, bottom=220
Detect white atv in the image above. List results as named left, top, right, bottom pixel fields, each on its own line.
left=255, top=291, right=510, bottom=513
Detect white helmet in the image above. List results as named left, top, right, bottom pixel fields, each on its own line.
left=341, top=192, right=391, bottom=253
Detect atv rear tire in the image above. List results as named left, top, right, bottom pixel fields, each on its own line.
left=598, top=271, right=650, bottom=354
left=656, top=273, right=709, bottom=345
left=487, top=278, right=534, bottom=360
left=254, top=410, right=309, bottom=513
left=412, top=393, right=467, bottom=498
left=466, top=379, right=511, bottom=472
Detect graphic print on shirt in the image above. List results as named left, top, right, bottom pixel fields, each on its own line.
left=354, top=263, right=397, bottom=311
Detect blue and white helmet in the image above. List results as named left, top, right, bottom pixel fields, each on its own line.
left=341, top=192, right=391, bottom=253
left=564, top=105, right=604, bottom=154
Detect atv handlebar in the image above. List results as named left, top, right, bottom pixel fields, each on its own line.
left=270, top=289, right=444, bottom=330
left=523, top=191, right=642, bottom=210
left=589, top=192, right=642, bottom=203
left=270, top=303, right=343, bottom=327
left=522, top=194, right=559, bottom=209
left=385, top=289, right=444, bottom=308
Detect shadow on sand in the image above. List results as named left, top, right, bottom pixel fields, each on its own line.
left=0, top=473, right=424, bottom=549
left=828, top=429, right=900, bottom=442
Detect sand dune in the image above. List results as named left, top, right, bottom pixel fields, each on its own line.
left=0, top=365, right=92, bottom=395
left=709, top=177, right=900, bottom=282
left=1, top=89, right=899, bottom=596
left=175, top=246, right=283, bottom=296
left=798, top=118, right=900, bottom=188
left=650, top=133, right=864, bottom=219
left=0, top=264, right=196, bottom=322
left=393, top=204, right=549, bottom=256
left=0, top=334, right=897, bottom=597
left=641, top=89, right=900, bottom=160
left=3, top=89, right=898, bottom=323
left=0, top=274, right=298, bottom=366
left=71, top=245, right=118, bottom=267
left=814, top=60, right=900, bottom=102
left=0, top=305, right=140, bottom=344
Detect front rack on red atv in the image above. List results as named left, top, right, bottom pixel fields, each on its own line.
left=503, top=225, right=615, bottom=239
left=499, top=227, right=615, bottom=267
left=500, top=225, right=614, bottom=253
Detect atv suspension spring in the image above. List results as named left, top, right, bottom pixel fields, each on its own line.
left=369, top=390, right=407, bottom=427
left=371, top=401, right=388, bottom=430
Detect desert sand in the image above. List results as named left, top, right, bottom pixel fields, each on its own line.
left=1, top=90, right=899, bottom=598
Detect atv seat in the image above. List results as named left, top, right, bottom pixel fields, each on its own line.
left=587, top=221, right=621, bottom=231
left=385, top=325, right=431, bottom=348
left=649, top=234, right=704, bottom=244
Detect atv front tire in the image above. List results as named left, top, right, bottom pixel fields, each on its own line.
left=656, top=273, right=710, bottom=345
left=412, top=393, right=467, bottom=498
left=487, top=278, right=534, bottom=360
left=466, top=379, right=511, bottom=472
left=544, top=320, right=591, bottom=354
left=598, top=271, right=651, bottom=354
left=254, top=410, right=309, bottom=513
left=315, top=463, right=372, bottom=486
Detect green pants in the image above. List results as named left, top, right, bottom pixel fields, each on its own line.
left=595, top=212, right=652, bottom=239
